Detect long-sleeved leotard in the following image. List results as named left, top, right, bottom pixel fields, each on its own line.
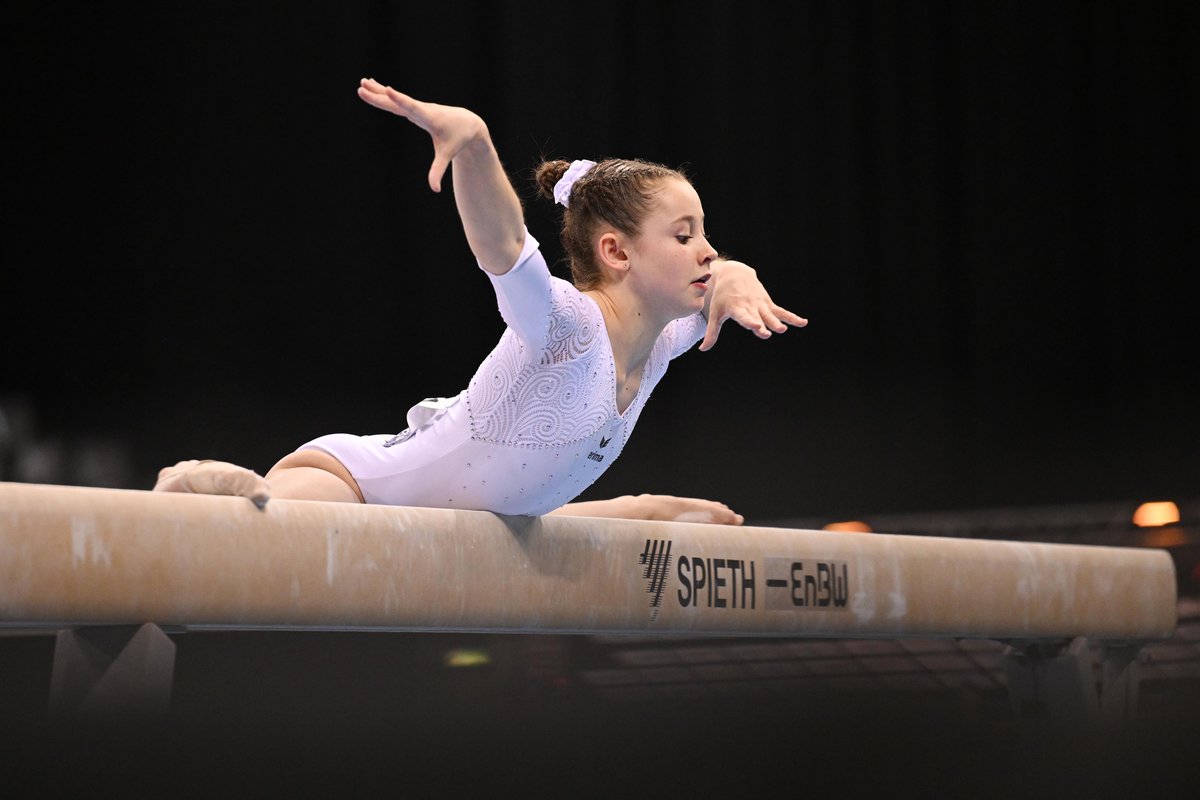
left=299, top=230, right=705, bottom=516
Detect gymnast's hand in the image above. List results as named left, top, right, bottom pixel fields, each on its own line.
left=153, top=460, right=271, bottom=510
left=549, top=494, right=744, bottom=524
left=631, top=494, right=745, bottom=525
left=356, top=77, right=488, bottom=193
left=700, top=260, right=807, bottom=352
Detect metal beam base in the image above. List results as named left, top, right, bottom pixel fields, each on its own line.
left=47, top=623, right=175, bottom=721
left=1002, top=636, right=1143, bottom=729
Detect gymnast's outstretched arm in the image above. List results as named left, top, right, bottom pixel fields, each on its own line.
left=356, top=78, right=525, bottom=274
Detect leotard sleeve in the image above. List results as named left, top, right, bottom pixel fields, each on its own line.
left=481, top=229, right=702, bottom=360
left=662, top=312, right=706, bottom=360
left=479, top=229, right=553, bottom=349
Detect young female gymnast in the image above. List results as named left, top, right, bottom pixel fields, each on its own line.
left=155, top=79, right=807, bottom=525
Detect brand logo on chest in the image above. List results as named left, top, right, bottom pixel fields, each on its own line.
left=587, top=434, right=613, bottom=463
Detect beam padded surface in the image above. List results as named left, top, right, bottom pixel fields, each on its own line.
left=0, top=482, right=1177, bottom=641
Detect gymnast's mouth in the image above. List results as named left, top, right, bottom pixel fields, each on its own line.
left=691, top=273, right=711, bottom=288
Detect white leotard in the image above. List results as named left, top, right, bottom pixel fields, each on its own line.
left=299, top=230, right=705, bottom=515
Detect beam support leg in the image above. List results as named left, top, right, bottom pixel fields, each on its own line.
left=48, top=623, right=175, bottom=721
left=1099, top=644, right=1141, bottom=728
left=1002, top=636, right=1100, bottom=727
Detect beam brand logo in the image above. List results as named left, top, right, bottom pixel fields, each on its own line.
left=764, top=558, right=850, bottom=610
left=638, top=539, right=673, bottom=621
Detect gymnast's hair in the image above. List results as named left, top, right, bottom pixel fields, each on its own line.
left=534, top=158, right=690, bottom=290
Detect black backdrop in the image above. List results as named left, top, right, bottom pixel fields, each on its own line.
left=6, top=1, right=1198, bottom=521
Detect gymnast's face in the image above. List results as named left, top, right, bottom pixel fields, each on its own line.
left=625, top=177, right=719, bottom=319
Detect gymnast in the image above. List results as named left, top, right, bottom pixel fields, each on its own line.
left=155, top=79, right=807, bottom=525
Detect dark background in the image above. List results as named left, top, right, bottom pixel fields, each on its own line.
left=3, top=3, right=1199, bottom=793
left=5, top=0, right=1198, bottom=522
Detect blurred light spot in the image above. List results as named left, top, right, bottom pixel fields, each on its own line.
left=444, top=649, right=491, bottom=668
left=823, top=520, right=873, bottom=533
left=1133, top=501, right=1179, bottom=528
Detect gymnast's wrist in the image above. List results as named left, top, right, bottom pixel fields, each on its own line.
left=710, top=258, right=755, bottom=277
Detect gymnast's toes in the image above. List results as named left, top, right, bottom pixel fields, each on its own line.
left=154, top=459, right=271, bottom=509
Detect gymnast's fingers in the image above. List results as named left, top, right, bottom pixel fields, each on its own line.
left=428, top=152, right=451, bottom=193
left=356, top=79, right=403, bottom=114
left=699, top=311, right=724, bottom=351
left=773, top=304, right=808, bottom=329
left=706, top=502, right=745, bottom=526
left=357, top=80, right=427, bottom=126
left=672, top=500, right=745, bottom=526
left=759, top=303, right=788, bottom=334
left=383, top=86, right=428, bottom=122
left=728, top=303, right=772, bottom=339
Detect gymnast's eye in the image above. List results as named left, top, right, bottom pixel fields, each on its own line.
left=675, top=235, right=693, bottom=244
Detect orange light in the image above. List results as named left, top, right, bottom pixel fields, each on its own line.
left=1132, top=501, right=1180, bottom=528
left=823, top=520, right=873, bottom=533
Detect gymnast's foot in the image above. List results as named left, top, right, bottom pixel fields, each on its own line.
left=153, top=459, right=271, bottom=509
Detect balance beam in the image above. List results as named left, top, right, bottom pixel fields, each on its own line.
left=0, top=482, right=1177, bottom=642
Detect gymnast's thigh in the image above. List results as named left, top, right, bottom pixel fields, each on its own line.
left=295, top=431, right=464, bottom=506
left=268, top=448, right=364, bottom=502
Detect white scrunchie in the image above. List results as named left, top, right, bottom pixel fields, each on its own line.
left=553, top=159, right=597, bottom=207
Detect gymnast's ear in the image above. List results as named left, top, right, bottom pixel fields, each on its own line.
left=595, top=230, right=631, bottom=277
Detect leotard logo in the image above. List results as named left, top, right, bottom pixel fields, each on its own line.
left=588, top=434, right=611, bottom=463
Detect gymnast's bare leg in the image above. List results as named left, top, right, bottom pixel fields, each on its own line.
left=153, top=457, right=741, bottom=523
left=154, top=452, right=361, bottom=507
